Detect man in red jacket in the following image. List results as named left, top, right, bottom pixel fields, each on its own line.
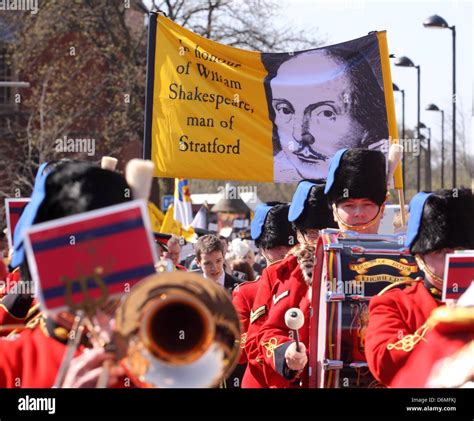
left=324, top=148, right=388, bottom=235
left=255, top=148, right=389, bottom=388
left=233, top=202, right=295, bottom=358
left=246, top=178, right=337, bottom=387
left=0, top=161, right=133, bottom=388
left=365, top=188, right=474, bottom=387
left=390, top=283, right=474, bottom=388
left=230, top=202, right=295, bottom=387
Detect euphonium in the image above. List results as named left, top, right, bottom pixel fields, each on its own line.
left=111, top=271, right=241, bottom=388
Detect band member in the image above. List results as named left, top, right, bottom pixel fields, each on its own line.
left=391, top=284, right=474, bottom=388
left=153, top=232, right=171, bottom=258
left=244, top=180, right=336, bottom=387
left=233, top=203, right=295, bottom=361
left=0, top=162, right=56, bottom=333
left=229, top=202, right=295, bottom=388
left=254, top=148, right=389, bottom=388
left=324, top=148, right=388, bottom=234
left=0, top=160, right=135, bottom=387
left=365, top=188, right=474, bottom=387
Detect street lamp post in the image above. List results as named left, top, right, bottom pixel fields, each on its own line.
left=419, top=123, right=432, bottom=191
left=395, top=56, right=421, bottom=191
left=426, top=127, right=432, bottom=191
left=426, top=103, right=445, bottom=188
left=424, top=14, right=456, bottom=188
left=393, top=83, right=406, bottom=194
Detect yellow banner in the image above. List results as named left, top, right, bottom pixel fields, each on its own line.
left=145, top=15, right=399, bottom=184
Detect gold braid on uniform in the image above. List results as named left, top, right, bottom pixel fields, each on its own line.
left=377, top=279, right=420, bottom=296
left=387, top=324, right=429, bottom=352
left=414, top=254, right=443, bottom=291
left=240, top=332, right=247, bottom=348
left=6, top=310, right=43, bottom=338
left=261, top=337, right=278, bottom=358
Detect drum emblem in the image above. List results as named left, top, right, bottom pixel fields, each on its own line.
left=348, top=257, right=418, bottom=283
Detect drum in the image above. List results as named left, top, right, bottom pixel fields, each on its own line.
left=308, top=229, right=423, bottom=388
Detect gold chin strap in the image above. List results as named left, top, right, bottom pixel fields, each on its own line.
left=332, top=202, right=385, bottom=232
left=414, top=254, right=444, bottom=291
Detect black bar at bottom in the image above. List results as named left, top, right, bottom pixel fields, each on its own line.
left=0, top=388, right=471, bottom=420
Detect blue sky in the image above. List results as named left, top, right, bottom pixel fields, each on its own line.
left=277, top=0, right=472, bottom=152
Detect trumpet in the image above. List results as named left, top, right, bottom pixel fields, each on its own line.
left=110, top=271, right=241, bottom=388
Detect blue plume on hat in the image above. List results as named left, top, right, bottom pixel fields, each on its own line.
left=11, top=163, right=50, bottom=268
left=324, top=148, right=348, bottom=195
left=251, top=204, right=273, bottom=240
left=404, top=192, right=433, bottom=250
left=406, top=189, right=474, bottom=254
left=288, top=181, right=317, bottom=222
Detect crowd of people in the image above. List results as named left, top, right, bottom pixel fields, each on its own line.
left=0, top=147, right=472, bottom=389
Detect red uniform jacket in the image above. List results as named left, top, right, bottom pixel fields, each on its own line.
left=0, top=319, right=132, bottom=388
left=0, top=270, right=20, bottom=298
left=0, top=271, right=37, bottom=336
left=232, top=278, right=260, bottom=364
left=0, top=323, right=78, bottom=388
left=365, top=281, right=441, bottom=387
left=0, top=258, right=7, bottom=284
left=390, top=326, right=474, bottom=388
left=254, top=259, right=311, bottom=388
left=241, top=256, right=299, bottom=388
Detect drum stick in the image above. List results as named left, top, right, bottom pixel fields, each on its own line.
left=285, top=308, right=304, bottom=352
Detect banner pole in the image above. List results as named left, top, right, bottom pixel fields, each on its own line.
left=143, top=13, right=158, bottom=161
left=376, top=31, right=407, bottom=226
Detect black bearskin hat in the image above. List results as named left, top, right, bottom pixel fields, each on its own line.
left=254, top=202, right=296, bottom=249
left=34, top=161, right=132, bottom=224
left=409, top=188, right=474, bottom=255
left=326, top=148, right=387, bottom=206
left=291, top=182, right=338, bottom=231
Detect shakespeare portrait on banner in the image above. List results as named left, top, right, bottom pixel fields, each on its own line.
left=262, top=40, right=389, bottom=182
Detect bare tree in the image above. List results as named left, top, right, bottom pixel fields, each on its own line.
left=0, top=0, right=148, bottom=201
left=0, top=0, right=323, bottom=210
left=149, top=0, right=323, bottom=52
left=456, top=104, right=474, bottom=183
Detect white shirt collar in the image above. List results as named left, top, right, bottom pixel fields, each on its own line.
left=204, top=270, right=225, bottom=287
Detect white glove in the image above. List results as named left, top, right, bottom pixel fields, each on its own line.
left=284, top=341, right=308, bottom=371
